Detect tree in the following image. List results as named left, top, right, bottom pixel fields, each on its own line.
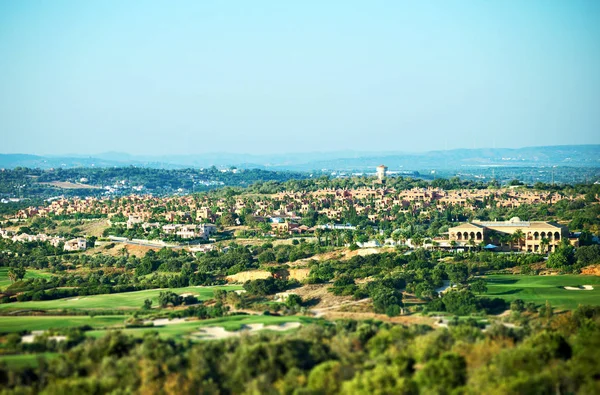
left=158, top=291, right=182, bottom=308
left=540, top=238, right=550, bottom=254
left=447, top=264, right=469, bottom=286
left=415, top=352, right=467, bottom=393
left=547, top=239, right=575, bottom=269
left=371, top=285, right=403, bottom=316
left=342, top=364, right=418, bottom=394
left=307, top=361, right=351, bottom=394
left=441, top=289, right=479, bottom=315
left=470, top=278, right=488, bottom=295
left=285, top=294, right=302, bottom=308
left=575, top=245, right=600, bottom=267
left=513, top=229, right=525, bottom=251
left=7, top=267, right=26, bottom=283
left=412, top=235, right=424, bottom=249
left=539, top=300, right=553, bottom=319
left=450, top=240, right=458, bottom=252
left=257, top=251, right=276, bottom=264
left=142, top=299, right=153, bottom=310
left=510, top=299, right=525, bottom=312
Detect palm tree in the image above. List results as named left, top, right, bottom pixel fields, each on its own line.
left=469, top=239, right=476, bottom=250
left=513, top=229, right=525, bottom=251
left=540, top=238, right=550, bottom=254
left=314, top=228, right=322, bottom=246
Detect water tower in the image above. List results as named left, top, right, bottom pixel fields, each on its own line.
left=376, top=165, right=388, bottom=181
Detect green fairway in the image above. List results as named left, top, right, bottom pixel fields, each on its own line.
left=87, top=315, right=313, bottom=340
left=0, top=268, right=53, bottom=291
left=0, top=285, right=243, bottom=311
left=483, top=275, right=600, bottom=310
left=0, top=315, right=126, bottom=333
left=0, top=353, right=60, bottom=368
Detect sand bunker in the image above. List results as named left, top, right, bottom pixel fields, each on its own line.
left=193, top=322, right=302, bottom=340
left=563, top=285, right=594, bottom=291
left=145, top=318, right=187, bottom=326
left=21, top=331, right=67, bottom=344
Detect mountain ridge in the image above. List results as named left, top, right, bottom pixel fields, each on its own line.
left=1, top=144, right=598, bottom=171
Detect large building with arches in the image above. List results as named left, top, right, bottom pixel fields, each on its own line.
left=448, top=217, right=569, bottom=252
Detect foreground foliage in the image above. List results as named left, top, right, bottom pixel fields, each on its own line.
left=1, top=306, right=599, bottom=394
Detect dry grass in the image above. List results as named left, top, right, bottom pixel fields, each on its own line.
left=38, top=181, right=102, bottom=189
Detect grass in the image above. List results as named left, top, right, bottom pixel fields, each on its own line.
left=0, top=353, right=59, bottom=368
left=0, top=315, right=126, bottom=333
left=87, top=314, right=313, bottom=340
left=483, top=274, right=600, bottom=310
left=0, top=268, right=53, bottom=291
left=0, top=285, right=243, bottom=311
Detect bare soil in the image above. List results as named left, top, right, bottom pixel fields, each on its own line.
left=38, top=181, right=102, bottom=189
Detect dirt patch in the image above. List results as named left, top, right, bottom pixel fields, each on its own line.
left=322, top=311, right=435, bottom=326
left=581, top=265, right=600, bottom=276
left=94, top=243, right=160, bottom=258
left=291, top=246, right=394, bottom=266
left=79, top=219, right=110, bottom=237
left=38, top=181, right=102, bottom=189
left=292, top=284, right=354, bottom=309
left=226, top=270, right=272, bottom=283
left=288, top=268, right=310, bottom=281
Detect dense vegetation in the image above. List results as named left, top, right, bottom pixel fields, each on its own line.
left=1, top=306, right=599, bottom=394
left=1, top=172, right=599, bottom=393
left=0, top=167, right=310, bottom=199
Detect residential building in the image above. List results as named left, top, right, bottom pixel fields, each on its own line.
left=448, top=217, right=569, bottom=252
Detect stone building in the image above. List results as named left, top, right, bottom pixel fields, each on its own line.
left=448, top=217, right=569, bottom=252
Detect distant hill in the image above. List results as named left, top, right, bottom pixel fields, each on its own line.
left=1, top=145, right=598, bottom=171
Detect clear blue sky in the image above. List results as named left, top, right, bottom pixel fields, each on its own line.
left=1, top=0, right=599, bottom=155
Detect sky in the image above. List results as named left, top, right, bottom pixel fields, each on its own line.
left=0, top=0, right=599, bottom=156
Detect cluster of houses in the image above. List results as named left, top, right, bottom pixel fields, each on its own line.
left=0, top=228, right=86, bottom=251
left=7, top=185, right=586, bottom=243
left=120, top=215, right=218, bottom=239
left=13, top=186, right=581, bottom=223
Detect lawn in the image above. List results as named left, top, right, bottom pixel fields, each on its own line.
left=483, top=275, right=600, bottom=310
left=0, top=285, right=243, bottom=311
left=0, top=353, right=60, bottom=368
left=0, top=268, right=53, bottom=291
left=0, top=315, right=126, bottom=333
left=87, top=315, right=313, bottom=340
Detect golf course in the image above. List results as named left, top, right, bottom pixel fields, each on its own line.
left=86, top=314, right=313, bottom=339
left=483, top=274, right=600, bottom=310
left=0, top=268, right=53, bottom=291
left=0, top=315, right=127, bottom=333
left=0, top=284, right=243, bottom=311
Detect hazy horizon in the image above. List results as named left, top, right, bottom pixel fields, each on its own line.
left=2, top=142, right=599, bottom=159
left=1, top=1, right=599, bottom=155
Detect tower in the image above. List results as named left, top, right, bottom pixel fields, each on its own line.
left=376, top=165, right=388, bottom=181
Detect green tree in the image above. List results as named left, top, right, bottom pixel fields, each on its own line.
left=415, top=352, right=467, bottom=394
left=7, top=267, right=26, bottom=283
left=285, top=294, right=302, bottom=308
left=510, top=299, right=525, bottom=312
left=470, top=278, right=488, bottom=294
left=539, top=300, right=553, bottom=319
left=142, top=299, right=153, bottom=310
left=342, top=364, right=418, bottom=395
